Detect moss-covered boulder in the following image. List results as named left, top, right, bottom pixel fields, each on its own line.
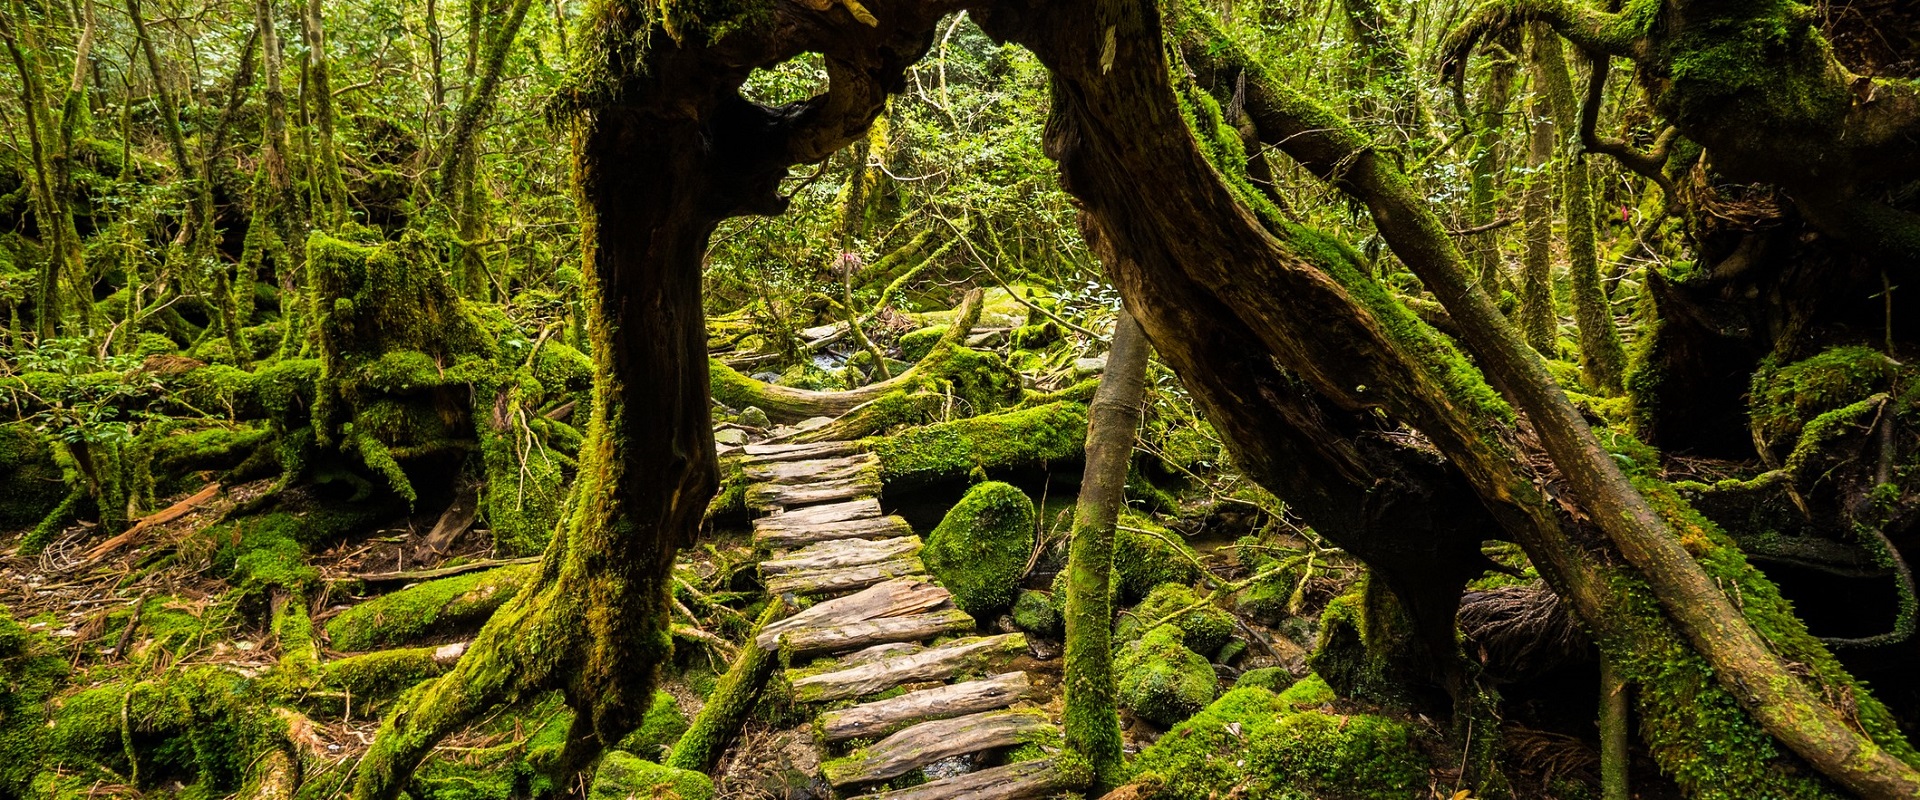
left=1011, top=589, right=1062, bottom=638
left=0, top=609, right=67, bottom=796
left=1115, top=625, right=1216, bottom=727
left=923, top=482, right=1036, bottom=617
left=589, top=750, right=714, bottom=800
left=1233, top=666, right=1297, bottom=694
left=1130, top=686, right=1428, bottom=800
left=1117, top=583, right=1236, bottom=658
left=1113, top=512, right=1202, bottom=602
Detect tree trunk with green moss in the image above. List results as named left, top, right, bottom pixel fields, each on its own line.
left=1518, top=38, right=1557, bottom=355
left=1528, top=24, right=1625, bottom=394
left=349, top=4, right=958, bottom=796
left=1060, top=307, right=1149, bottom=791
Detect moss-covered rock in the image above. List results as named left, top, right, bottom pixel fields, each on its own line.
left=923, top=482, right=1036, bottom=617
left=614, top=691, right=690, bottom=762
left=1011, top=588, right=1062, bottom=638
left=1115, top=625, right=1216, bottom=727
left=324, top=563, right=535, bottom=651
left=1117, top=583, right=1235, bottom=658
left=589, top=750, right=714, bottom=800
left=0, top=608, right=68, bottom=796
left=1130, top=686, right=1428, bottom=800
left=1233, top=666, right=1297, bottom=694
left=1749, top=346, right=1907, bottom=454
left=1113, top=512, right=1202, bottom=602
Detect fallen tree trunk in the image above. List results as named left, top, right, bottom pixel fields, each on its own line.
left=708, top=289, right=984, bottom=422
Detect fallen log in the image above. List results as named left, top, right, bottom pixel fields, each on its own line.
left=818, top=672, right=1032, bottom=742
left=822, top=709, right=1054, bottom=786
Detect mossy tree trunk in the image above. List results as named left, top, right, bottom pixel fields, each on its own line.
left=1060, top=307, right=1149, bottom=791
left=436, top=0, right=533, bottom=300
left=1528, top=24, right=1624, bottom=394
left=2, top=0, right=88, bottom=338
left=1464, top=29, right=1518, bottom=297
left=300, top=0, right=349, bottom=227
left=1338, top=0, right=1430, bottom=143
left=349, top=3, right=958, bottom=797
left=1517, top=29, right=1557, bottom=355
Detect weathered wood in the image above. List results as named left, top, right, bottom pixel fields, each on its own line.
left=791, top=633, right=1026, bottom=702
left=741, top=440, right=861, bottom=464
left=754, top=497, right=883, bottom=532
left=757, top=579, right=953, bottom=649
left=850, top=758, right=1078, bottom=800
left=746, top=474, right=882, bottom=511
left=80, top=483, right=222, bottom=562
left=753, top=515, right=912, bottom=550
left=761, top=537, right=921, bottom=576
left=822, top=709, right=1054, bottom=786
left=839, top=641, right=924, bottom=665
left=744, top=452, right=879, bottom=484
left=819, top=672, right=1032, bottom=742
left=762, top=556, right=924, bottom=596
left=767, top=608, right=974, bottom=658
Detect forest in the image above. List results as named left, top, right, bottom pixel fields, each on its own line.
left=1, top=0, right=1918, bottom=797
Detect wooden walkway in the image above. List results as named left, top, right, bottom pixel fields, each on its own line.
left=740, top=440, right=1075, bottom=800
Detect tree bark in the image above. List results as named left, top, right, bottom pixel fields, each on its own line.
left=1528, top=25, right=1624, bottom=393
left=1518, top=58, right=1556, bottom=355
left=1060, top=306, right=1149, bottom=791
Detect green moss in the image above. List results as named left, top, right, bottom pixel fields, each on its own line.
left=0, top=608, right=69, bottom=796
left=1115, top=625, right=1216, bottom=727
left=1117, top=583, right=1235, bottom=658
left=0, top=422, right=70, bottom=530
left=1276, top=673, right=1336, bottom=708
left=1234, top=666, right=1297, bottom=694
left=43, top=666, right=267, bottom=792
left=1112, top=512, right=1202, bottom=602
left=1010, top=589, right=1062, bottom=638
left=322, top=647, right=454, bottom=706
left=1131, top=686, right=1427, bottom=800
left=1307, top=576, right=1429, bottom=709
left=1749, top=346, right=1905, bottom=452
left=614, top=691, right=690, bottom=762
left=324, top=564, right=535, bottom=651
left=589, top=750, right=714, bottom=800
left=896, top=325, right=947, bottom=363
left=869, top=401, right=1087, bottom=489
left=923, top=482, right=1036, bottom=617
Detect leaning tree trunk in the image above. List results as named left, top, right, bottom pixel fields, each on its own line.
left=349, top=3, right=957, bottom=797
left=1060, top=305, right=1150, bottom=791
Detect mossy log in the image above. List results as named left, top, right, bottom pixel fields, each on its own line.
left=665, top=601, right=788, bottom=774
left=708, top=289, right=984, bottom=423
left=324, top=563, right=534, bottom=651
left=868, top=401, right=1088, bottom=489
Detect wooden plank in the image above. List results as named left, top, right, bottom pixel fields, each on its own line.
left=822, top=709, right=1054, bottom=786
left=746, top=475, right=881, bottom=511
left=791, top=633, right=1026, bottom=703
left=839, top=641, right=924, bottom=665
left=741, top=440, right=861, bottom=464
left=849, top=758, right=1077, bottom=800
left=753, top=498, right=882, bottom=532
left=743, top=452, right=878, bottom=484
left=818, top=673, right=1032, bottom=742
left=753, top=515, right=912, bottom=550
left=762, top=556, right=924, bottom=596
left=757, top=579, right=952, bottom=649
left=760, top=537, right=921, bottom=576
left=777, top=609, right=974, bottom=658
left=768, top=609, right=973, bottom=658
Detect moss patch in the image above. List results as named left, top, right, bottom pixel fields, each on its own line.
left=923, top=482, right=1036, bottom=617
left=1115, top=625, right=1216, bottom=727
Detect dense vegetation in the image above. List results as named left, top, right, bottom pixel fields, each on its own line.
left=2, top=0, right=1917, bottom=798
